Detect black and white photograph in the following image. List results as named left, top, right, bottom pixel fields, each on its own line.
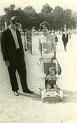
left=0, top=0, right=77, bottom=123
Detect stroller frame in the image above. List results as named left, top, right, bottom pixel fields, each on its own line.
left=39, top=57, right=64, bottom=102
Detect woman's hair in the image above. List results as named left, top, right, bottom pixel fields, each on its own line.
left=40, top=22, right=50, bottom=30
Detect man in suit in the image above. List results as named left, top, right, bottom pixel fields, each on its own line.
left=1, top=16, right=33, bottom=96
left=62, top=30, right=68, bottom=51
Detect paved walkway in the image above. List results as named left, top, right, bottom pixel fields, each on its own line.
left=0, top=33, right=77, bottom=123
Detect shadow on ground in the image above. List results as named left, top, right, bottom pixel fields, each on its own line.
left=19, top=90, right=77, bottom=104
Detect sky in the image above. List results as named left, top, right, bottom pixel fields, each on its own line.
left=0, top=0, right=77, bottom=15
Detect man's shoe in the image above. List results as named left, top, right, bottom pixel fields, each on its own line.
left=24, top=90, right=34, bottom=94
left=14, top=91, right=20, bottom=96
left=27, top=90, right=34, bottom=94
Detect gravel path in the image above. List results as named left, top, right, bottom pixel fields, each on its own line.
left=0, top=33, right=77, bottom=123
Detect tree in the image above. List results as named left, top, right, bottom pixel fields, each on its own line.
left=64, top=9, right=73, bottom=29
left=54, top=6, right=64, bottom=30
left=23, top=6, right=37, bottom=29
left=9, top=4, right=15, bottom=10
left=41, top=3, right=53, bottom=14
left=72, top=12, right=77, bottom=28
left=41, top=4, right=54, bottom=29
left=4, top=4, right=15, bottom=14
left=4, top=4, right=16, bottom=27
left=64, top=9, right=72, bottom=16
left=0, top=15, right=5, bottom=29
left=0, top=4, right=76, bottom=30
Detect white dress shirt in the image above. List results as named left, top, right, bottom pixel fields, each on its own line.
left=9, top=27, right=20, bottom=49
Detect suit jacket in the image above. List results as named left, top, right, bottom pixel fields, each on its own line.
left=62, top=33, right=68, bottom=43
left=1, top=28, right=24, bottom=61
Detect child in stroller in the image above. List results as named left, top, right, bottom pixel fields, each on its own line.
left=41, top=57, right=63, bottom=102
left=45, top=66, right=59, bottom=93
left=45, top=57, right=61, bottom=91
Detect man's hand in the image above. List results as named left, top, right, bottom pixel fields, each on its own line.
left=5, top=61, right=10, bottom=67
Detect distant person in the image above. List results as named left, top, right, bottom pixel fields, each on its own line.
left=68, top=29, right=72, bottom=39
left=62, top=30, right=69, bottom=51
left=32, top=27, right=35, bottom=35
left=55, top=36, right=58, bottom=44
left=1, top=16, right=33, bottom=96
left=54, top=32, right=58, bottom=45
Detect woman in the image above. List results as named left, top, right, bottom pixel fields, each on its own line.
left=39, top=22, right=56, bottom=59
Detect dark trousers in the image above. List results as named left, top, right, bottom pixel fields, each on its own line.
left=8, top=49, right=28, bottom=92
left=63, top=40, right=68, bottom=51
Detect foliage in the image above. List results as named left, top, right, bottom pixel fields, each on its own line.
left=0, top=4, right=76, bottom=31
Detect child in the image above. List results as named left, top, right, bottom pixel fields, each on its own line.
left=45, top=67, right=58, bottom=92
left=45, top=57, right=62, bottom=92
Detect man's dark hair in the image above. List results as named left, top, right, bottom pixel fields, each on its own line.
left=10, top=16, right=21, bottom=24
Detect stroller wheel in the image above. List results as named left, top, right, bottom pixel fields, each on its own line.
left=41, top=90, right=45, bottom=102
left=59, top=90, right=64, bottom=101
left=41, top=97, right=44, bottom=102
left=59, top=96, right=64, bottom=101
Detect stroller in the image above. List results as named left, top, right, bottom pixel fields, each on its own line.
left=40, top=57, right=64, bottom=102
